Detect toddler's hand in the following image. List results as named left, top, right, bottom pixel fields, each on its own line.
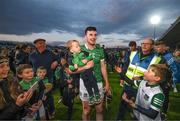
left=82, top=59, right=88, bottom=64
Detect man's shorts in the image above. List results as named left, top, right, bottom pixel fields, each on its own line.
left=79, top=78, right=104, bottom=101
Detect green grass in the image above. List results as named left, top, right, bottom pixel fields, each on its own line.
left=52, top=72, right=180, bottom=120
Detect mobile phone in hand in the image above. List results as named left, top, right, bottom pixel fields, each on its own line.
left=29, top=81, right=39, bottom=92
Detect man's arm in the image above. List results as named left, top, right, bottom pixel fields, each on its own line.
left=65, top=60, right=94, bottom=74
left=51, top=61, right=58, bottom=69
left=101, top=59, right=110, bottom=92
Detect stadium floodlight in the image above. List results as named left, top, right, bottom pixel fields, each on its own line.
left=150, top=15, right=160, bottom=40
left=150, top=15, right=160, bottom=25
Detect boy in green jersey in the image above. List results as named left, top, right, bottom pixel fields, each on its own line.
left=36, top=66, right=53, bottom=119
left=36, top=66, right=52, bottom=94
left=17, top=64, right=45, bottom=120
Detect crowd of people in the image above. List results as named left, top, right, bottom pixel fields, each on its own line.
left=0, top=26, right=180, bottom=121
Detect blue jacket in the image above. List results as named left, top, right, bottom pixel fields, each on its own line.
left=158, top=51, right=180, bottom=84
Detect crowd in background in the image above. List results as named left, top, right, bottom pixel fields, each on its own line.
left=0, top=35, right=180, bottom=120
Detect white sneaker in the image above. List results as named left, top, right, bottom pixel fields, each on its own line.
left=174, top=87, right=178, bottom=93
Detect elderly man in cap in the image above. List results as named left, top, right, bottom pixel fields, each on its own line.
left=29, top=38, right=58, bottom=119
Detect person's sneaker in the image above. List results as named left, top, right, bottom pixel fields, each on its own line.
left=89, top=96, right=94, bottom=106
left=94, top=94, right=101, bottom=104
left=174, top=87, right=178, bottom=93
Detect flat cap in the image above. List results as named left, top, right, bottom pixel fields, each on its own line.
left=33, top=38, right=46, bottom=44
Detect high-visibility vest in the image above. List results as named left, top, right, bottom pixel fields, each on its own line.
left=125, top=51, right=161, bottom=80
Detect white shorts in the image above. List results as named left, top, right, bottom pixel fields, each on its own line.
left=79, top=78, right=104, bottom=101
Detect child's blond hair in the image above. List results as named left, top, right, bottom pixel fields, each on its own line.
left=66, top=40, right=79, bottom=50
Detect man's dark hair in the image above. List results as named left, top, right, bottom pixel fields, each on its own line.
left=16, top=64, right=32, bottom=75
left=129, top=41, right=137, bottom=47
left=85, top=26, right=96, bottom=35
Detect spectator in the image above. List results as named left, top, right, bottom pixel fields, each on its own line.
left=17, top=64, right=45, bottom=120
left=29, top=38, right=58, bottom=118
left=122, top=64, right=171, bottom=121
left=15, top=44, right=30, bottom=66
left=116, top=38, right=162, bottom=120
left=0, top=56, right=33, bottom=120
left=115, top=41, right=137, bottom=87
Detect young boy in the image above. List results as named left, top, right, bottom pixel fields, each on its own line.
left=16, top=64, right=45, bottom=120
left=55, top=58, right=77, bottom=120
left=36, top=66, right=53, bottom=95
left=66, top=39, right=100, bottom=105
left=36, top=66, right=53, bottom=119
left=122, top=64, right=171, bottom=121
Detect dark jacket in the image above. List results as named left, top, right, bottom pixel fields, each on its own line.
left=0, top=80, right=24, bottom=120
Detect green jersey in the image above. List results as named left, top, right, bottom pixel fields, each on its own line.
left=54, top=65, right=62, bottom=80
left=19, top=77, right=39, bottom=91
left=80, top=44, right=104, bottom=82
left=38, top=76, right=49, bottom=84
left=134, top=80, right=165, bottom=121
left=69, top=52, right=93, bottom=71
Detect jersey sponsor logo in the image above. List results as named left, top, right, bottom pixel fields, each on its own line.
left=144, top=94, right=149, bottom=101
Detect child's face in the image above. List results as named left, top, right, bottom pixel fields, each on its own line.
left=37, top=70, right=46, bottom=79
left=155, top=44, right=166, bottom=54
left=21, top=68, right=34, bottom=81
left=70, top=42, right=81, bottom=53
left=144, top=68, right=159, bottom=83
left=0, top=62, right=10, bottom=80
